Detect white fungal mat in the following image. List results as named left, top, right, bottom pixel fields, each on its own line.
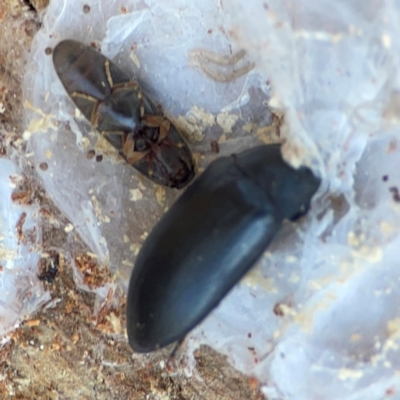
left=16, top=0, right=400, bottom=398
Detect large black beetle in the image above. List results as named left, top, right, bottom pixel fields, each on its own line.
left=52, top=40, right=195, bottom=188
left=127, top=143, right=320, bottom=352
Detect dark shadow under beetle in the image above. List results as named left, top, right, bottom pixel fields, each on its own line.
left=127, top=143, right=320, bottom=352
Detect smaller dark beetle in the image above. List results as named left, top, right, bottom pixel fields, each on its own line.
left=52, top=40, right=195, bottom=188
left=127, top=143, right=320, bottom=352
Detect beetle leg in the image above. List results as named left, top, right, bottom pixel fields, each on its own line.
left=71, top=92, right=98, bottom=102
left=189, top=48, right=255, bottom=82
left=102, top=131, right=124, bottom=136
left=147, top=163, right=154, bottom=178
left=101, top=130, right=124, bottom=141
left=105, top=61, right=140, bottom=92
left=142, top=115, right=171, bottom=141
left=168, top=337, right=186, bottom=360
left=138, top=91, right=145, bottom=117
left=70, top=92, right=100, bottom=128
left=111, top=81, right=140, bottom=91
left=104, top=60, right=114, bottom=88
left=158, top=119, right=171, bottom=141
left=141, top=115, right=169, bottom=128
left=122, top=133, right=148, bottom=164
left=127, top=151, right=148, bottom=164
left=160, top=121, right=171, bottom=141
left=90, top=100, right=101, bottom=128
left=122, top=132, right=135, bottom=155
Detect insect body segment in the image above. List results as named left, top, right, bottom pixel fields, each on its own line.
left=53, top=40, right=195, bottom=188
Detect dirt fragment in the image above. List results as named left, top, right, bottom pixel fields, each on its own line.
left=74, top=253, right=112, bottom=289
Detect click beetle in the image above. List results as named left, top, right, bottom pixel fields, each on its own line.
left=52, top=40, right=195, bottom=189
left=127, top=143, right=320, bottom=352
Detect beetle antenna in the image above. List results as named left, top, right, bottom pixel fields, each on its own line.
left=168, top=337, right=185, bottom=361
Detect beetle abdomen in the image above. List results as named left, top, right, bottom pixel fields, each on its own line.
left=127, top=143, right=320, bottom=352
